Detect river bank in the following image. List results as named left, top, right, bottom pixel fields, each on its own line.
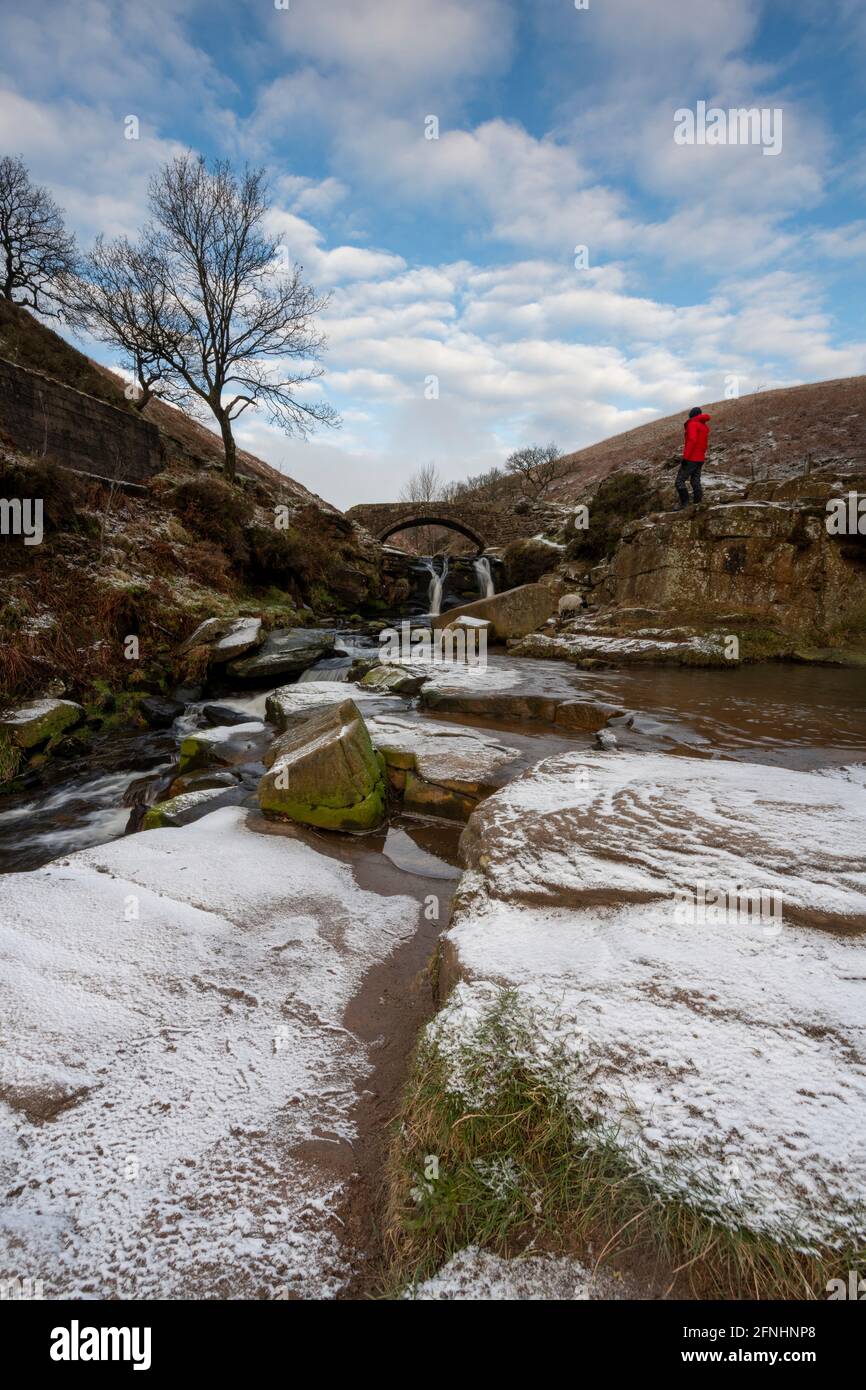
left=1, top=624, right=864, bottom=1299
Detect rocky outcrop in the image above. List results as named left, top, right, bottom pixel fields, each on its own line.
left=602, top=483, right=866, bottom=638
left=435, top=750, right=866, bottom=1249
left=258, top=698, right=386, bottom=833
left=431, top=583, right=558, bottom=641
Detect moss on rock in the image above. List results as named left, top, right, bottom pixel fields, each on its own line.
left=258, top=699, right=387, bottom=834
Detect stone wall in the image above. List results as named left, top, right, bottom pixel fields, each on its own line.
left=0, top=356, right=162, bottom=483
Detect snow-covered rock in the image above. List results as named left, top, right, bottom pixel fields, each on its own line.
left=434, top=751, right=866, bottom=1248
left=0, top=807, right=418, bottom=1297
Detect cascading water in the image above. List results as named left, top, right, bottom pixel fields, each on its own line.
left=473, top=555, right=495, bottom=599
left=421, top=556, right=449, bottom=616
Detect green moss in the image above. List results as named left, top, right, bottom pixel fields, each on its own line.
left=258, top=778, right=386, bottom=833
left=566, top=472, right=653, bottom=568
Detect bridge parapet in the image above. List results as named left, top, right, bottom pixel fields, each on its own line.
left=344, top=500, right=536, bottom=550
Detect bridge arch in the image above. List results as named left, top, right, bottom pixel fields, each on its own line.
left=377, top=514, right=487, bottom=552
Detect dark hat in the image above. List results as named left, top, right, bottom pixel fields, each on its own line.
left=688, top=406, right=703, bottom=418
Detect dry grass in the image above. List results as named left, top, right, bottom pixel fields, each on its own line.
left=381, top=992, right=863, bottom=1301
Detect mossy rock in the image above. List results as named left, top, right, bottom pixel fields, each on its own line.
left=258, top=699, right=387, bottom=834
left=0, top=698, right=84, bottom=750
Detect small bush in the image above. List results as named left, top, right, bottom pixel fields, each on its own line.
left=159, top=474, right=253, bottom=565
left=566, top=471, right=652, bottom=567
left=246, top=524, right=335, bottom=589
left=502, top=537, right=561, bottom=587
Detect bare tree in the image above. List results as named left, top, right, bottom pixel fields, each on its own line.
left=505, top=442, right=560, bottom=499
left=0, top=155, right=77, bottom=313
left=144, top=154, right=338, bottom=481
left=59, top=236, right=186, bottom=411
left=399, top=462, right=442, bottom=504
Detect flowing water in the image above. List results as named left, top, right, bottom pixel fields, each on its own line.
left=419, top=556, right=449, bottom=616
left=1, top=643, right=864, bottom=874
left=473, top=556, right=495, bottom=599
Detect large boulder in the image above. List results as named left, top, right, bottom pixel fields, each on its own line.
left=431, top=584, right=557, bottom=642
left=258, top=698, right=386, bottom=833
left=358, top=665, right=429, bottom=695
left=0, top=698, right=84, bottom=749
left=435, top=750, right=866, bottom=1250
left=228, top=628, right=337, bottom=681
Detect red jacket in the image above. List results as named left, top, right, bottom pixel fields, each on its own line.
left=683, top=412, right=711, bottom=463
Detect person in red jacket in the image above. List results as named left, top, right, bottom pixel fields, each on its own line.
left=675, top=407, right=711, bottom=508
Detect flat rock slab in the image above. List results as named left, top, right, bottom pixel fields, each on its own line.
left=142, top=784, right=242, bottom=829
left=265, top=680, right=407, bottom=733
left=416, top=659, right=620, bottom=730
left=178, top=721, right=268, bottom=774
left=436, top=751, right=866, bottom=1248
left=228, top=628, right=337, bottom=681
left=368, top=715, right=522, bottom=820
left=511, top=629, right=729, bottom=667
left=0, top=807, right=418, bottom=1298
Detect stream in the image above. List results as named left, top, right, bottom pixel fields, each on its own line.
left=1, top=641, right=864, bottom=875
left=1, top=619, right=864, bottom=1298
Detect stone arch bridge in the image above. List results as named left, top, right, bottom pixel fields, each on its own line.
left=344, top=500, right=535, bottom=551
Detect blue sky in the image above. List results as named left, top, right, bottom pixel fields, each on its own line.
left=1, top=0, right=865, bottom=507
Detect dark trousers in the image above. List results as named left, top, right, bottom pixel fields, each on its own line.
left=675, top=458, right=703, bottom=505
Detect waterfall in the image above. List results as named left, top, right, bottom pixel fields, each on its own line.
left=473, top=556, right=495, bottom=599
left=421, top=556, right=449, bottom=616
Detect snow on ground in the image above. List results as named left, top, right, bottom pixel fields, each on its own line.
left=434, top=751, right=866, bottom=1248
left=405, top=1246, right=632, bottom=1300
left=0, top=807, right=419, bottom=1298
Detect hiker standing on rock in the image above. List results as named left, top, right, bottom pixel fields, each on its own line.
left=675, top=407, right=711, bottom=508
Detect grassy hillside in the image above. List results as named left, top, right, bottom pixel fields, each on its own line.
left=0, top=298, right=333, bottom=507
left=551, top=376, right=866, bottom=501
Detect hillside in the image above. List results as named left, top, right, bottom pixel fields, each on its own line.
left=551, top=376, right=866, bottom=501
left=0, top=298, right=334, bottom=510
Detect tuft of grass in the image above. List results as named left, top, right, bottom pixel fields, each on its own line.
left=0, top=730, right=21, bottom=785
left=382, top=992, right=863, bottom=1301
